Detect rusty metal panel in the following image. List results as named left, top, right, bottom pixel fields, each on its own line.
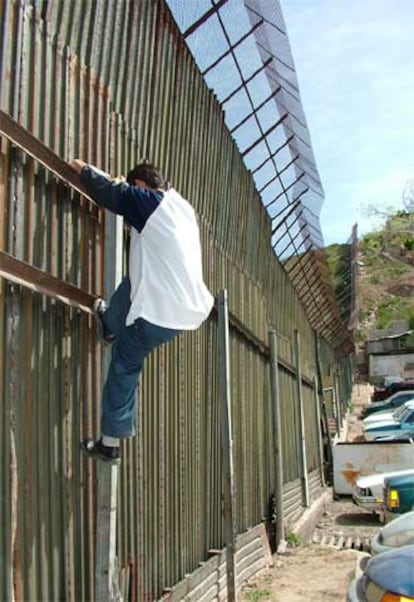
left=1, top=5, right=107, bottom=601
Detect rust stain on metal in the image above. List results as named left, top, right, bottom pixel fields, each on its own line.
left=13, top=544, right=23, bottom=602
left=342, top=469, right=361, bottom=486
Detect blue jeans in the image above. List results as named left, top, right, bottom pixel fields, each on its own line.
left=100, top=277, right=180, bottom=438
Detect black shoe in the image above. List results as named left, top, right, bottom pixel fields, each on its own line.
left=80, top=438, right=121, bottom=464
left=93, top=298, right=116, bottom=345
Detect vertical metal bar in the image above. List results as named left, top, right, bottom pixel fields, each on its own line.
left=94, top=154, right=124, bottom=598
left=269, top=331, right=285, bottom=550
left=334, top=372, right=341, bottom=435
left=217, top=289, right=237, bottom=602
left=314, top=332, right=333, bottom=485
left=62, top=46, right=76, bottom=602
left=313, top=376, right=325, bottom=487
left=95, top=464, right=120, bottom=602
left=293, top=329, right=310, bottom=508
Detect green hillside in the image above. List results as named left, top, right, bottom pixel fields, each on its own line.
left=326, top=211, right=414, bottom=341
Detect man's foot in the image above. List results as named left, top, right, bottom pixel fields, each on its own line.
left=80, top=438, right=121, bottom=464
left=93, top=298, right=116, bottom=345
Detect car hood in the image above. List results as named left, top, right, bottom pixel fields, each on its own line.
left=356, top=470, right=414, bottom=489
left=375, top=432, right=414, bottom=441
left=379, top=510, right=414, bottom=538
left=365, top=419, right=399, bottom=431
left=367, top=392, right=414, bottom=411
left=364, top=411, right=395, bottom=424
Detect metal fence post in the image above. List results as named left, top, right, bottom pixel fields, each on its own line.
left=314, top=332, right=333, bottom=485
left=95, top=464, right=120, bottom=601
left=217, top=289, right=238, bottom=602
left=293, top=329, right=310, bottom=508
left=95, top=212, right=123, bottom=601
left=269, top=331, right=286, bottom=550
left=313, top=376, right=325, bottom=487
left=334, top=370, right=342, bottom=434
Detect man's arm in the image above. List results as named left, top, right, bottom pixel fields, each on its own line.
left=70, top=159, right=88, bottom=174
left=69, top=160, right=163, bottom=232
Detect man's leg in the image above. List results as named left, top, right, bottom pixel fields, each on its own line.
left=94, top=277, right=131, bottom=344
left=81, top=318, right=180, bottom=462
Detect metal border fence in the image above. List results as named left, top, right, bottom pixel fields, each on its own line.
left=1, top=2, right=353, bottom=600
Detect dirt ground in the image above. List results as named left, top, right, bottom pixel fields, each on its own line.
left=240, top=384, right=375, bottom=602
left=240, top=544, right=366, bottom=601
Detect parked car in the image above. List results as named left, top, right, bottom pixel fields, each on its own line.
left=362, top=390, right=414, bottom=418
left=383, top=472, right=414, bottom=522
left=375, top=430, right=414, bottom=442
left=370, top=511, right=414, bottom=555
left=363, top=399, right=414, bottom=425
left=353, top=470, right=414, bottom=515
left=363, top=406, right=414, bottom=441
left=371, top=379, right=414, bottom=402
left=347, top=545, right=414, bottom=601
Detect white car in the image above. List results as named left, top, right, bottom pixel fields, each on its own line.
left=370, top=511, right=414, bottom=555
left=362, top=390, right=414, bottom=418
left=363, top=400, right=414, bottom=425
left=364, top=406, right=414, bottom=441
left=353, top=470, right=414, bottom=514
left=347, top=545, right=414, bottom=602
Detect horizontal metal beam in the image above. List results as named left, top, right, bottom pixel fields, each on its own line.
left=210, top=305, right=314, bottom=386
left=0, top=250, right=97, bottom=313
left=229, top=87, right=281, bottom=134
left=221, top=57, right=273, bottom=105
left=251, top=134, right=294, bottom=174
left=271, top=200, right=301, bottom=236
left=0, top=110, right=94, bottom=204
left=183, top=0, right=229, bottom=38
left=241, top=112, right=288, bottom=157
left=258, top=154, right=299, bottom=194
left=265, top=172, right=305, bottom=209
left=201, top=19, right=263, bottom=76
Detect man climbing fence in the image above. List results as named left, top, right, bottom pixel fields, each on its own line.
left=70, top=159, right=214, bottom=463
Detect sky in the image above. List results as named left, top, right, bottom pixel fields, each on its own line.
left=280, top=0, right=414, bottom=246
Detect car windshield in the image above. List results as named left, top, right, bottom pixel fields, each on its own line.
left=393, top=393, right=414, bottom=404
left=394, top=405, right=414, bottom=420
left=396, top=406, right=414, bottom=422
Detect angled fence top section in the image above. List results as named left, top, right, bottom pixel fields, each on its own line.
left=166, top=0, right=324, bottom=255
left=166, top=0, right=354, bottom=353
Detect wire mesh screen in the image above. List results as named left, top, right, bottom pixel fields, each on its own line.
left=166, top=0, right=323, bottom=252
left=166, top=0, right=353, bottom=352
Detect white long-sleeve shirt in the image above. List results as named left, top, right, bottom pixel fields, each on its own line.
left=80, top=166, right=214, bottom=329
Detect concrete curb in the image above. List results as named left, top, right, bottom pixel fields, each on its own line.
left=291, top=488, right=333, bottom=542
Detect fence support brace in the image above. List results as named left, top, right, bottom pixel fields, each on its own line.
left=269, top=331, right=286, bottom=550
left=218, top=289, right=238, bottom=602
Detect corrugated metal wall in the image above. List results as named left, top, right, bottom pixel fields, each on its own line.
left=0, top=1, right=352, bottom=600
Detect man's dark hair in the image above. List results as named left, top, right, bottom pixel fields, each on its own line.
left=126, top=162, right=164, bottom=189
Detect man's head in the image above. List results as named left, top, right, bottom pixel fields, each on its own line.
left=126, top=163, right=165, bottom=190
